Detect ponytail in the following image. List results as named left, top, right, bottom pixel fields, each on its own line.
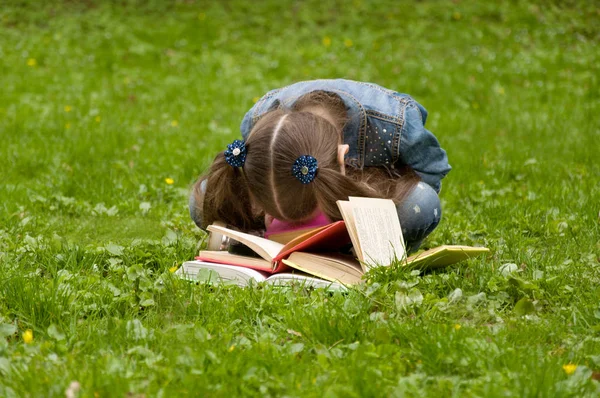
left=312, top=168, right=377, bottom=221
left=313, top=166, right=420, bottom=222
left=200, top=152, right=263, bottom=230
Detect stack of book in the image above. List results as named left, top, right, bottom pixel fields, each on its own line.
left=176, top=197, right=489, bottom=289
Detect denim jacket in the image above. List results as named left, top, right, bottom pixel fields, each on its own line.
left=240, top=79, right=451, bottom=193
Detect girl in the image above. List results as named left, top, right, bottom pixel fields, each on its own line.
left=190, top=79, right=451, bottom=253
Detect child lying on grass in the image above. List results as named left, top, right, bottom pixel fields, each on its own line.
left=190, top=79, right=451, bottom=253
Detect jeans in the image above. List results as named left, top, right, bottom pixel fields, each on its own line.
left=189, top=180, right=441, bottom=254
left=395, top=181, right=442, bottom=253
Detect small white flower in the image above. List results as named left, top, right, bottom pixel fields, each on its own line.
left=65, top=381, right=81, bottom=398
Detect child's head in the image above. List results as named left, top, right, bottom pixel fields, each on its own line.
left=195, top=92, right=418, bottom=230
left=242, top=109, right=343, bottom=221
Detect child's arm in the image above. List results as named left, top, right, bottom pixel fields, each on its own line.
left=397, top=103, right=451, bottom=193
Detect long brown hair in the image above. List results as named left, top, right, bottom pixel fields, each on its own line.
left=193, top=92, right=419, bottom=230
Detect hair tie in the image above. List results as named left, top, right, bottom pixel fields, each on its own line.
left=224, top=139, right=247, bottom=168
left=292, top=155, right=318, bottom=184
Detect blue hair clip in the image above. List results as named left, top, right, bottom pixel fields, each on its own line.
left=292, top=155, right=318, bottom=184
left=224, top=139, right=247, bottom=168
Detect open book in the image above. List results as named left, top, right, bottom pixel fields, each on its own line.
left=194, top=197, right=489, bottom=285
left=198, top=220, right=362, bottom=284
left=336, top=197, right=406, bottom=270
left=333, top=198, right=489, bottom=269
left=176, top=260, right=347, bottom=291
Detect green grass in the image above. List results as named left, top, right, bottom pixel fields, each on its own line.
left=1, top=0, right=599, bottom=396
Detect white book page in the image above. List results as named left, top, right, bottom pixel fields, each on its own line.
left=177, top=261, right=268, bottom=286
left=349, top=197, right=405, bottom=269
left=336, top=200, right=363, bottom=261
left=207, top=225, right=284, bottom=262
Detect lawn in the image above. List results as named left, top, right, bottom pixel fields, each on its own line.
left=1, top=0, right=599, bottom=396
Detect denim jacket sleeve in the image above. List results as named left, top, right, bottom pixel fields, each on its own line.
left=240, top=88, right=283, bottom=140
left=398, top=102, right=451, bottom=193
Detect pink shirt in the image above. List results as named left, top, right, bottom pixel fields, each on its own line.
left=264, top=211, right=331, bottom=239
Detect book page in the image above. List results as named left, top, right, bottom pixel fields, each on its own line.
left=207, top=225, right=284, bottom=262
left=336, top=200, right=363, bottom=261
left=405, top=246, right=489, bottom=269
left=176, top=260, right=268, bottom=286
left=267, top=226, right=322, bottom=244
left=284, top=252, right=363, bottom=284
left=348, top=197, right=405, bottom=269
left=277, top=224, right=331, bottom=249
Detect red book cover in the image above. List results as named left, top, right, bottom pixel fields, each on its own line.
left=195, top=252, right=281, bottom=274
left=274, top=221, right=351, bottom=262
left=197, top=221, right=351, bottom=274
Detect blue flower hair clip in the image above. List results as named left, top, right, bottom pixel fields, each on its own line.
left=292, top=155, right=318, bottom=184
left=224, top=139, right=247, bottom=168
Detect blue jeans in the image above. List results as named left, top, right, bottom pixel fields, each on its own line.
left=189, top=180, right=441, bottom=253
left=395, top=181, right=442, bottom=253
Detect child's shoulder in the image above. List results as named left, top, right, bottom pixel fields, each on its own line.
left=278, top=79, right=405, bottom=100
left=242, top=79, right=418, bottom=129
